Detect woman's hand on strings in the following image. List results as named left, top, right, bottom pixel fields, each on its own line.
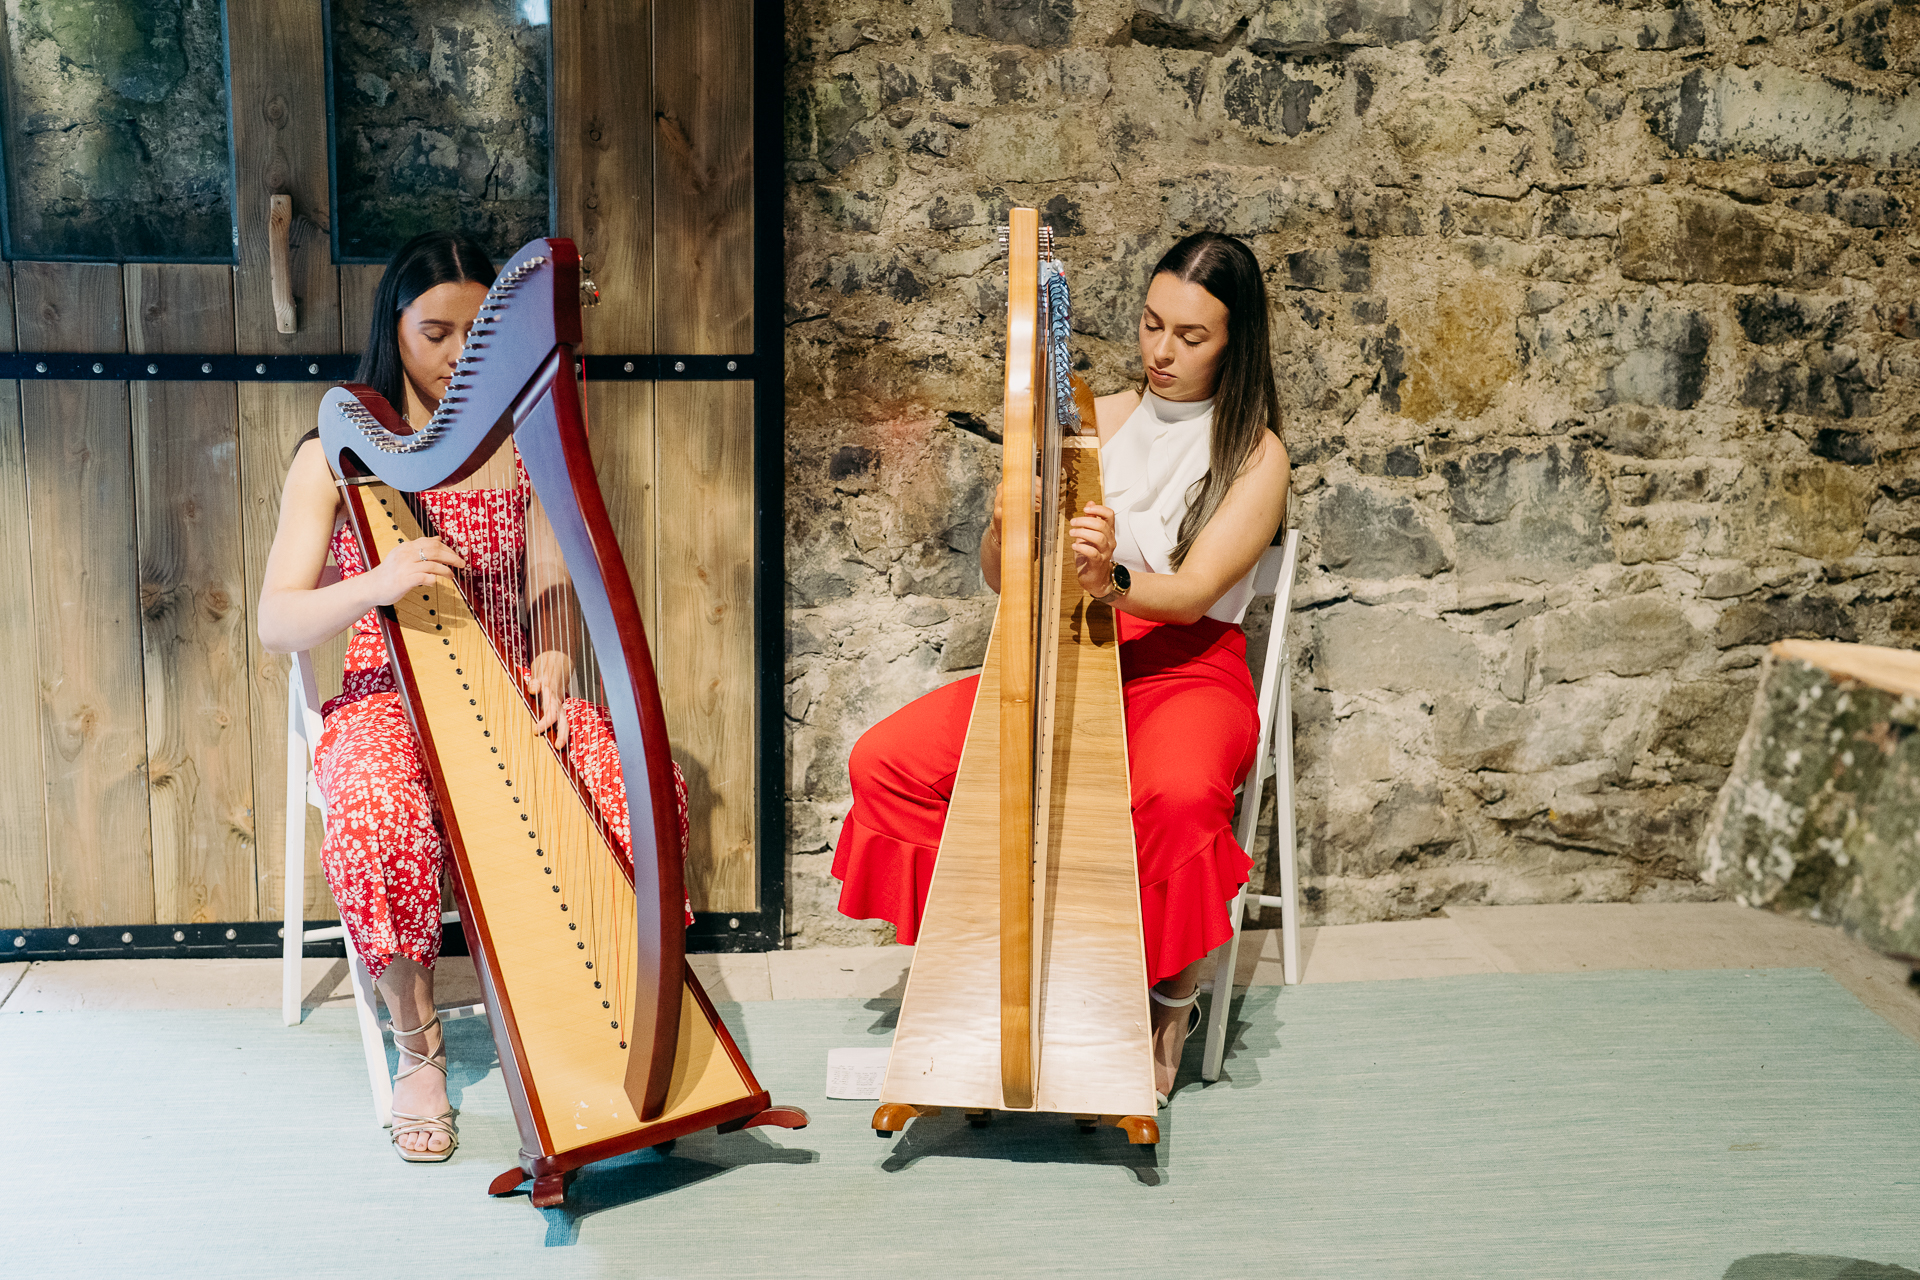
left=362, top=536, right=466, bottom=608
left=525, top=650, right=573, bottom=750
left=1069, top=503, right=1120, bottom=598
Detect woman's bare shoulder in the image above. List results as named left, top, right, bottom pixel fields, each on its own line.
left=1092, top=388, right=1141, bottom=441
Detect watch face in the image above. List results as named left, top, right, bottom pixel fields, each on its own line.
left=1111, top=563, right=1131, bottom=591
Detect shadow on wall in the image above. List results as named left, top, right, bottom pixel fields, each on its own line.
left=1724, top=1256, right=1920, bottom=1280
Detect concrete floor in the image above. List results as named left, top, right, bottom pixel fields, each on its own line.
left=3, top=901, right=1915, bottom=1047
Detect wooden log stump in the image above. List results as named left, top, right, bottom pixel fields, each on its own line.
left=1704, top=640, right=1920, bottom=964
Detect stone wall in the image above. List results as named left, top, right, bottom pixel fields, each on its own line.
left=781, top=0, right=1920, bottom=945
left=0, top=0, right=232, bottom=260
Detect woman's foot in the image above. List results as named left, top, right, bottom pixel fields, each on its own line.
left=377, top=956, right=455, bottom=1159
left=390, top=1016, right=454, bottom=1157
left=1149, top=980, right=1201, bottom=1104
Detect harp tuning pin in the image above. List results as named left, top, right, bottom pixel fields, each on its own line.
left=580, top=275, right=601, bottom=308
left=1040, top=226, right=1054, bottom=258
left=995, top=224, right=1009, bottom=251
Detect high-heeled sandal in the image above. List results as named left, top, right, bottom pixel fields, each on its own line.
left=1149, top=987, right=1202, bottom=1110
left=389, top=1014, right=458, bottom=1164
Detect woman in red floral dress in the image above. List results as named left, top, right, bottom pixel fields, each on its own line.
left=256, top=231, right=686, bottom=1161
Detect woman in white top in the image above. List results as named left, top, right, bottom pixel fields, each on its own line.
left=834, top=232, right=1291, bottom=1104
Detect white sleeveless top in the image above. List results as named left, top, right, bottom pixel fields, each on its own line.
left=1101, top=390, right=1257, bottom=625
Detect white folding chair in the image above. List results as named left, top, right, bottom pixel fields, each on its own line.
left=1200, top=528, right=1302, bottom=1083
left=280, top=565, right=478, bottom=1127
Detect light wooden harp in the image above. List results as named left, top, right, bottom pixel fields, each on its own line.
left=318, top=238, right=805, bottom=1209
left=872, top=209, right=1159, bottom=1144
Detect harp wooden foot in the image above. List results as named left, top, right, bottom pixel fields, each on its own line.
left=529, top=1171, right=573, bottom=1209
left=965, top=1110, right=992, bottom=1129
left=1115, top=1115, right=1160, bottom=1146
left=872, top=1102, right=934, bottom=1136
left=488, top=1167, right=529, bottom=1197
left=717, top=1104, right=811, bottom=1134
left=1073, top=1114, right=1100, bottom=1134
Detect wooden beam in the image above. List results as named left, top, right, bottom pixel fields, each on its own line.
left=655, top=381, right=754, bottom=912
left=228, top=0, right=340, bottom=354
left=554, top=0, right=655, bottom=355
left=127, top=265, right=253, bottom=923
left=15, top=262, right=151, bottom=926
left=654, top=0, right=753, bottom=355
left=240, top=383, right=341, bottom=924
left=0, top=263, right=48, bottom=928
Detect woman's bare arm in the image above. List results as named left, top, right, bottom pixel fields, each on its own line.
left=255, top=438, right=465, bottom=653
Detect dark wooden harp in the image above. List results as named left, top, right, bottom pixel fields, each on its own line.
left=871, top=208, right=1159, bottom=1144
left=318, top=238, right=805, bottom=1208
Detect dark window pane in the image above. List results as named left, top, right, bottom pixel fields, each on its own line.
left=0, top=0, right=234, bottom=262
left=330, top=0, right=550, bottom=265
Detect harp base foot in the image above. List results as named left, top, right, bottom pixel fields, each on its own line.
left=966, top=1110, right=992, bottom=1129
left=1115, top=1114, right=1160, bottom=1146
left=529, top=1172, right=573, bottom=1209
left=717, top=1104, right=811, bottom=1134
left=486, top=1165, right=576, bottom=1207
left=872, top=1102, right=935, bottom=1136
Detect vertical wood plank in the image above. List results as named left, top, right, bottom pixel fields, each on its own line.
left=127, top=265, right=253, bottom=923
left=339, top=263, right=384, bottom=361
left=240, top=383, right=341, bottom=923
left=0, top=262, right=49, bottom=928
left=227, top=0, right=341, bottom=353
left=656, top=380, right=756, bottom=911
left=653, top=0, right=753, bottom=354
left=586, top=381, right=657, bottom=642
left=553, top=0, right=655, bottom=354
left=15, top=262, right=152, bottom=926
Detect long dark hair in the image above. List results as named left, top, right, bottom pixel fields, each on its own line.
left=356, top=229, right=497, bottom=412
left=1149, top=232, right=1282, bottom=568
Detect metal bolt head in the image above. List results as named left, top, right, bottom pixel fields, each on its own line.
left=172, top=930, right=184, bottom=942
left=308, top=363, right=319, bottom=375
left=146, top=363, right=158, bottom=375
left=727, top=360, right=738, bottom=372
left=674, top=360, right=686, bottom=373
left=67, top=933, right=78, bottom=945
left=201, top=362, right=212, bottom=374
left=255, top=363, right=267, bottom=375
left=91, top=362, right=103, bottom=374
left=121, top=932, right=132, bottom=943
left=33, top=362, right=45, bottom=374
left=623, top=361, right=635, bottom=374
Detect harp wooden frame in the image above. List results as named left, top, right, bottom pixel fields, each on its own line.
left=872, top=210, right=1159, bottom=1145
left=319, top=238, right=805, bottom=1209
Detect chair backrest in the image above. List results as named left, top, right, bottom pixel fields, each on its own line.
left=1235, top=529, right=1302, bottom=849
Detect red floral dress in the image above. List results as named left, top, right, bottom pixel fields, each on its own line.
left=314, top=465, right=689, bottom=982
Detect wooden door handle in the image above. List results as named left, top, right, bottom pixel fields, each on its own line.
left=268, top=194, right=297, bottom=334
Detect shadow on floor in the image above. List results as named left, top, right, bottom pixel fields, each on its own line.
left=1725, top=1256, right=1920, bottom=1279
left=526, top=1129, right=820, bottom=1246
left=875, top=1107, right=1164, bottom=1186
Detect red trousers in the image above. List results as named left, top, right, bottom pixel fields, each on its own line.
left=833, top=613, right=1258, bottom=984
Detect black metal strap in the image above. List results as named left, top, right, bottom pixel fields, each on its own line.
left=0, top=352, right=753, bottom=382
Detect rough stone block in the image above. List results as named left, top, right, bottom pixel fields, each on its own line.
left=1310, top=603, right=1482, bottom=694
left=952, top=0, right=1076, bottom=49
left=1313, top=481, right=1451, bottom=579
left=1647, top=64, right=1920, bottom=168
left=1528, top=595, right=1700, bottom=685
left=1386, top=279, right=1519, bottom=422
left=1506, top=0, right=1706, bottom=52
left=1713, top=595, right=1861, bottom=648
left=1245, top=0, right=1444, bottom=54
left=1735, top=291, right=1848, bottom=345
left=1433, top=682, right=1635, bottom=774
left=1618, top=191, right=1829, bottom=285
left=1443, top=445, right=1615, bottom=583
left=1287, top=246, right=1371, bottom=293
left=1652, top=678, right=1759, bottom=769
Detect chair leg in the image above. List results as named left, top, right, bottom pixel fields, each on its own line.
left=1274, top=677, right=1301, bottom=986
left=1200, top=887, right=1246, bottom=1082
left=344, top=933, right=393, bottom=1128
left=282, top=678, right=309, bottom=1027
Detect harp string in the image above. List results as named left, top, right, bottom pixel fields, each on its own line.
left=403, top=457, right=635, bottom=1050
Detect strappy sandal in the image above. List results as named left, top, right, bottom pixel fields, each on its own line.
left=389, top=1014, right=458, bottom=1164
left=1149, top=987, right=1202, bottom=1110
